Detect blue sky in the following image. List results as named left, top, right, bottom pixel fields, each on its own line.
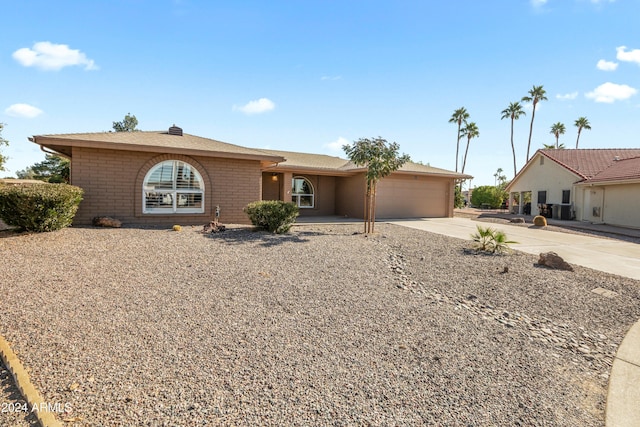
left=2, top=0, right=639, bottom=187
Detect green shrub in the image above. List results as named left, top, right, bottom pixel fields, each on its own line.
left=471, top=225, right=517, bottom=254
left=244, top=200, right=299, bottom=234
left=0, top=183, right=83, bottom=232
left=470, top=185, right=504, bottom=209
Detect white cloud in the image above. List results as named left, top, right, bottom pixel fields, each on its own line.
left=556, top=92, right=578, bottom=100
left=12, top=42, right=98, bottom=71
left=585, top=82, right=637, bottom=103
left=232, top=98, right=275, bottom=115
left=596, top=59, right=618, bottom=71
left=323, top=137, right=349, bottom=153
left=321, top=75, right=342, bottom=81
left=4, top=103, right=43, bottom=118
left=616, top=46, right=640, bottom=65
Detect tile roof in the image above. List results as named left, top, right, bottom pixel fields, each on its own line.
left=584, top=156, right=640, bottom=183
left=540, top=148, right=640, bottom=180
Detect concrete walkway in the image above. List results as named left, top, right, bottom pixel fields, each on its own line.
left=389, top=217, right=640, bottom=280
left=388, top=216, right=640, bottom=427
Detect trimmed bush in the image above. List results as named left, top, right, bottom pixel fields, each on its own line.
left=0, top=183, right=83, bottom=232
left=533, top=215, right=547, bottom=227
left=244, top=200, right=299, bottom=234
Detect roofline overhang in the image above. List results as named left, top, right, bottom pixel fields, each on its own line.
left=574, top=178, right=640, bottom=186
left=30, top=135, right=285, bottom=163
left=505, top=149, right=583, bottom=192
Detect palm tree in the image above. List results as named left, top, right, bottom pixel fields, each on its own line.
left=549, top=122, right=566, bottom=149
left=449, top=107, right=470, bottom=172
left=521, top=85, right=548, bottom=162
left=574, top=117, right=591, bottom=149
left=460, top=121, right=479, bottom=174
left=543, top=142, right=566, bottom=149
left=501, top=102, right=526, bottom=177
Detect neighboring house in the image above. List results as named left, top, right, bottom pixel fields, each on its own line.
left=506, top=149, right=640, bottom=229
left=29, top=126, right=470, bottom=226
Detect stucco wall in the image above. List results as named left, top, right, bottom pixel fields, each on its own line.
left=335, top=174, right=366, bottom=218
left=71, top=147, right=262, bottom=226
left=601, top=183, right=640, bottom=229
left=509, top=153, right=579, bottom=216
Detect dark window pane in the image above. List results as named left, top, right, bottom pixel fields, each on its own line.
left=538, top=191, right=547, bottom=204
left=562, top=190, right=570, bottom=204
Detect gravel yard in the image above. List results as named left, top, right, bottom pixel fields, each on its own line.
left=1, top=223, right=640, bottom=426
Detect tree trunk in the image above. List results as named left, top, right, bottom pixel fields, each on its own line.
left=461, top=137, right=471, bottom=174
left=510, top=118, right=517, bottom=177
left=363, top=179, right=368, bottom=234
left=576, top=129, right=581, bottom=149
left=526, top=102, right=537, bottom=162
left=371, top=181, right=377, bottom=234
left=455, top=124, right=461, bottom=172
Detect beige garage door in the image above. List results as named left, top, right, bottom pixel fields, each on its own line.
left=375, top=177, right=449, bottom=218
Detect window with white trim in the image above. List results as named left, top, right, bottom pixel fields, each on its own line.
left=292, top=176, right=314, bottom=208
left=143, top=160, right=204, bottom=214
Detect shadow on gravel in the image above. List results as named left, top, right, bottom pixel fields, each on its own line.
left=203, top=228, right=321, bottom=247
left=0, top=362, right=39, bottom=426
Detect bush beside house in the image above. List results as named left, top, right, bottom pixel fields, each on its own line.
left=0, top=183, right=84, bottom=232
left=244, top=201, right=299, bottom=234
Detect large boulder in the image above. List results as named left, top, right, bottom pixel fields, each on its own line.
left=537, top=252, right=574, bottom=271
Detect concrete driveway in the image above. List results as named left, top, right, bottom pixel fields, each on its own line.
left=389, top=217, right=640, bottom=281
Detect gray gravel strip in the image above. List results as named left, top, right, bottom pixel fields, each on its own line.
left=1, top=223, right=639, bottom=425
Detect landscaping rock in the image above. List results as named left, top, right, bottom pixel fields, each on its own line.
left=533, top=215, right=547, bottom=227
left=92, top=216, right=122, bottom=228
left=509, top=217, right=525, bottom=224
left=537, top=251, right=574, bottom=271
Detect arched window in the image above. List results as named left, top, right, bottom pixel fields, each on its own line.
left=143, top=160, right=204, bottom=214
left=292, top=176, right=314, bottom=208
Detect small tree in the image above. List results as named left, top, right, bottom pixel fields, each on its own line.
left=113, top=113, right=139, bottom=132
left=343, top=137, right=410, bottom=234
left=0, top=123, right=9, bottom=172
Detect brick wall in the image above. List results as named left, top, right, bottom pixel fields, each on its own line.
left=71, top=147, right=262, bottom=226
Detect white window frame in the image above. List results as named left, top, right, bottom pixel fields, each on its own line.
left=143, top=160, right=204, bottom=214
left=292, top=176, right=314, bottom=208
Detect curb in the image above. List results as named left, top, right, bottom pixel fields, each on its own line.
left=606, top=319, right=640, bottom=427
left=0, top=334, right=62, bottom=427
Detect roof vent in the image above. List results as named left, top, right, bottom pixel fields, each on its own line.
left=168, top=125, right=183, bottom=136
left=614, top=156, right=620, bottom=161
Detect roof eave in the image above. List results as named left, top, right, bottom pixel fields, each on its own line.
left=31, top=136, right=284, bottom=163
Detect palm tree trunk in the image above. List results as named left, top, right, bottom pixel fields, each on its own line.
left=510, top=118, right=517, bottom=177
left=455, top=125, right=461, bottom=172
left=576, top=129, right=581, bottom=149
left=461, top=137, right=471, bottom=174
left=526, top=104, right=536, bottom=162
left=555, top=135, right=559, bottom=149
